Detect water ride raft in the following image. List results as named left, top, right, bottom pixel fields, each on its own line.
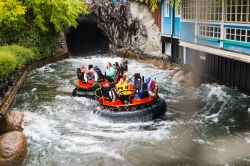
left=94, top=95, right=166, bottom=122
left=72, top=61, right=128, bottom=98
left=72, top=68, right=106, bottom=98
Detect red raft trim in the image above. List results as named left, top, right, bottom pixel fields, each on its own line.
left=98, top=95, right=159, bottom=107
left=76, top=80, right=107, bottom=89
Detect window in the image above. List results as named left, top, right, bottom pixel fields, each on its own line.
left=165, top=42, right=171, bottom=55
left=181, top=0, right=196, bottom=20
left=198, top=0, right=222, bottom=21
left=226, top=0, right=250, bottom=23
left=225, top=28, right=250, bottom=43
left=175, top=7, right=180, bottom=17
left=198, top=25, right=221, bottom=38
left=164, top=0, right=170, bottom=17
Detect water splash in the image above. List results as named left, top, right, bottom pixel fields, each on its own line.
left=12, top=54, right=250, bottom=165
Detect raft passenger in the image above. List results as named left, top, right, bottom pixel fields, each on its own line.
left=116, top=75, right=134, bottom=104
left=105, top=62, right=116, bottom=81
left=80, top=65, right=87, bottom=73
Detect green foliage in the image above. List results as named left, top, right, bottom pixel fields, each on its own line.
left=0, top=26, right=61, bottom=61
left=136, top=0, right=180, bottom=12
left=16, top=27, right=61, bottom=60
left=136, top=0, right=159, bottom=12
left=0, top=51, right=17, bottom=81
left=0, top=45, right=35, bottom=69
left=172, top=0, right=180, bottom=9
left=0, top=0, right=27, bottom=31
left=0, top=0, right=86, bottom=81
left=0, top=0, right=89, bottom=32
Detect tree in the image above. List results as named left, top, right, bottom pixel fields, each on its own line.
left=0, top=0, right=26, bottom=31
left=24, top=0, right=89, bottom=32
left=0, top=0, right=89, bottom=32
left=136, top=0, right=180, bottom=12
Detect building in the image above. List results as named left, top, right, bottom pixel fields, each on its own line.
left=161, top=0, right=250, bottom=93
left=161, top=0, right=181, bottom=62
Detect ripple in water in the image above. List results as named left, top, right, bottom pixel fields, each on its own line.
left=11, top=54, right=250, bottom=165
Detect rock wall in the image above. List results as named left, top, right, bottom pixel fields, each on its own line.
left=80, top=0, right=162, bottom=58
left=128, top=2, right=162, bottom=57
left=0, top=71, right=18, bottom=107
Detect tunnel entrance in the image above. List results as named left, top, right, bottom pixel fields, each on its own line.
left=66, top=21, right=109, bottom=55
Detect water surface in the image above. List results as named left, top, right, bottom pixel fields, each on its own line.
left=12, top=53, right=250, bottom=165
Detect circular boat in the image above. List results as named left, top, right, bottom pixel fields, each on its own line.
left=72, top=67, right=106, bottom=98
left=94, top=96, right=166, bottom=122
left=72, top=80, right=106, bottom=98
left=72, top=61, right=128, bottom=98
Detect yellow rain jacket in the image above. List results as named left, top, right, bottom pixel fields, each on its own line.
left=116, top=81, right=134, bottom=95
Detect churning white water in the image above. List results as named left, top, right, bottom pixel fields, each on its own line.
left=12, top=53, right=250, bottom=165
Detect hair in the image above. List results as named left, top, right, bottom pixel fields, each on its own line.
left=106, top=77, right=113, bottom=83
left=117, top=75, right=123, bottom=81
left=88, top=64, right=93, bottom=70
left=107, top=62, right=112, bottom=66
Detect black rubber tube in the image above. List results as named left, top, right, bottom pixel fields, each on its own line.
left=72, top=88, right=95, bottom=98
left=94, top=98, right=167, bottom=122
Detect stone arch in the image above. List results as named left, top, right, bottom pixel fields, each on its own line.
left=66, top=0, right=162, bottom=57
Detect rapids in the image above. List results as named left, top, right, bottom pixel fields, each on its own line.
left=11, top=53, right=250, bottom=165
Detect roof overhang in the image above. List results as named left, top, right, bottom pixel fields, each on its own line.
left=180, top=41, right=250, bottom=63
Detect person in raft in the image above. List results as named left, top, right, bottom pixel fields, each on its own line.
left=80, top=65, right=87, bottom=73
left=88, top=64, right=94, bottom=70
left=105, top=62, right=116, bottom=81
left=116, top=75, right=134, bottom=104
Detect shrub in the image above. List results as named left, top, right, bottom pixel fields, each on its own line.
left=16, top=27, right=61, bottom=60
left=0, top=27, right=61, bottom=61
left=0, top=45, right=35, bottom=69
left=0, top=51, right=17, bottom=81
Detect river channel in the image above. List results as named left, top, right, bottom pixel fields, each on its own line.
left=11, top=53, right=250, bottom=165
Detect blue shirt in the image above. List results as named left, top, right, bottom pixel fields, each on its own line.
left=105, top=67, right=116, bottom=79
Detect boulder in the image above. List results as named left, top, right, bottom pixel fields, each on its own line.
left=172, top=70, right=185, bottom=82
left=0, top=131, right=27, bottom=166
left=168, top=69, right=179, bottom=78
left=184, top=72, right=201, bottom=87
left=0, top=111, right=24, bottom=134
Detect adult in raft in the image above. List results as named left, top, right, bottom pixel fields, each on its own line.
left=116, top=75, right=134, bottom=104
left=105, top=62, right=116, bottom=82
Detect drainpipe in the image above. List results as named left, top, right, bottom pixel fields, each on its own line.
left=170, top=0, right=175, bottom=62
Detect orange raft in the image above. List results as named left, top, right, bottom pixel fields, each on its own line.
left=72, top=68, right=106, bottom=98
left=94, top=94, right=167, bottom=122
left=72, top=80, right=107, bottom=98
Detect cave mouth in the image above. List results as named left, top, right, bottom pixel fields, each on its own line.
left=66, top=21, right=109, bottom=55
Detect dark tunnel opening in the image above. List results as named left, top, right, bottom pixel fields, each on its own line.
left=66, top=21, right=109, bottom=55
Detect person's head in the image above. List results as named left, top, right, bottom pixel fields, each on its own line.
left=106, top=76, right=114, bottom=84
left=123, top=74, right=127, bottom=81
left=88, top=64, right=93, bottom=70
left=80, top=65, right=87, bottom=72
left=106, top=62, right=112, bottom=69
left=122, top=60, right=128, bottom=65
left=118, top=75, right=124, bottom=83
left=80, top=65, right=85, bottom=70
